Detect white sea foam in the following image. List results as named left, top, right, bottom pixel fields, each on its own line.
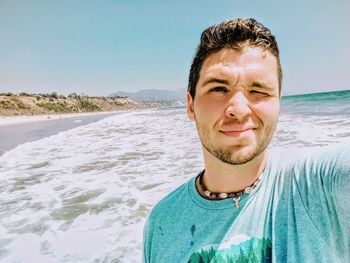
left=0, top=107, right=349, bottom=262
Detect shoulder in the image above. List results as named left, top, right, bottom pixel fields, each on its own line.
left=146, top=177, right=195, bottom=227
left=143, top=177, right=196, bottom=262
left=275, top=142, right=350, bottom=197
left=293, top=142, right=350, bottom=174
left=273, top=142, right=350, bottom=171
left=265, top=143, right=350, bottom=193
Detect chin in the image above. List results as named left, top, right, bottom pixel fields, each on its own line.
left=211, top=143, right=263, bottom=165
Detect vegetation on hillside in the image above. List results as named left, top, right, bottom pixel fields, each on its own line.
left=0, top=92, right=142, bottom=116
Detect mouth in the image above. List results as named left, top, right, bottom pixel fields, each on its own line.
left=220, top=127, right=256, bottom=137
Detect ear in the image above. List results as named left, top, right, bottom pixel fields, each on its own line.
left=186, top=91, right=195, bottom=121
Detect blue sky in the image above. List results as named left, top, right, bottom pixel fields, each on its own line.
left=0, top=0, right=349, bottom=96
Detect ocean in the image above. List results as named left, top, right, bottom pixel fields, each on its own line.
left=0, top=112, right=124, bottom=156
left=0, top=90, right=349, bottom=262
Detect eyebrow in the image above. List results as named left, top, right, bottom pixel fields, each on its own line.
left=251, top=81, right=273, bottom=90
left=201, top=78, right=230, bottom=87
left=200, top=78, right=274, bottom=90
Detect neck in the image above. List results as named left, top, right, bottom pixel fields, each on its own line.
left=201, top=148, right=268, bottom=193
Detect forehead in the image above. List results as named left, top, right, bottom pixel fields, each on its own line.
left=198, top=47, right=278, bottom=85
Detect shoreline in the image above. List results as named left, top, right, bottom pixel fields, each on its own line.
left=0, top=111, right=128, bottom=156
left=0, top=111, right=126, bottom=127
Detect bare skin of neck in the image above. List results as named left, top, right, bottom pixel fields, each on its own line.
left=198, top=147, right=267, bottom=194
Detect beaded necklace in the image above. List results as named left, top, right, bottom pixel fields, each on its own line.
left=197, top=170, right=262, bottom=208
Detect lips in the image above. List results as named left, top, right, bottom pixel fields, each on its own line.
left=220, top=127, right=256, bottom=137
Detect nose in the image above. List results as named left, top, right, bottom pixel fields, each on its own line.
left=225, top=92, right=252, bottom=120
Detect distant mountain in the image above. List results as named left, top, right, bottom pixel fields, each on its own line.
left=109, top=88, right=186, bottom=102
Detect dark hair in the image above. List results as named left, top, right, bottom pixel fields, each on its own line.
left=188, top=18, right=282, bottom=98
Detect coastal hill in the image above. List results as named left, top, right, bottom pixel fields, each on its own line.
left=110, top=88, right=186, bottom=106
left=0, top=92, right=143, bottom=116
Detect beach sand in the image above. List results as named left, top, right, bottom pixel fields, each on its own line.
left=0, top=111, right=122, bottom=127
left=0, top=111, right=122, bottom=155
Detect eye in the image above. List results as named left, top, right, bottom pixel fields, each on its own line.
left=209, top=86, right=228, bottom=93
left=250, top=90, right=269, bottom=96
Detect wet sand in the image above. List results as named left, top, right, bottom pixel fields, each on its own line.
left=0, top=112, right=121, bottom=156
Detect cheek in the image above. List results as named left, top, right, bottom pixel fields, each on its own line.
left=253, top=101, right=280, bottom=123
left=194, top=96, right=225, bottom=118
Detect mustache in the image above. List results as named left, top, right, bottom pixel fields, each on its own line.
left=220, top=117, right=251, bottom=126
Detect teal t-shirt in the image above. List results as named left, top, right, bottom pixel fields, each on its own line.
left=144, top=144, right=350, bottom=263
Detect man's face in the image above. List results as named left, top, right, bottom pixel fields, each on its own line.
left=187, top=47, right=280, bottom=165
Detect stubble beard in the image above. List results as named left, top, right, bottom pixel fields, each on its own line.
left=197, top=123, right=276, bottom=165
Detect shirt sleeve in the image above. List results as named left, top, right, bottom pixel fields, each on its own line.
left=294, top=142, right=350, bottom=260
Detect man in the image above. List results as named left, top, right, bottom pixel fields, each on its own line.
left=143, top=18, right=349, bottom=262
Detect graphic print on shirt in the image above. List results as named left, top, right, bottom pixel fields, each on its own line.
left=188, top=234, right=272, bottom=263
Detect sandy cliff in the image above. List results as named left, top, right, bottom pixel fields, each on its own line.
left=0, top=93, right=144, bottom=116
